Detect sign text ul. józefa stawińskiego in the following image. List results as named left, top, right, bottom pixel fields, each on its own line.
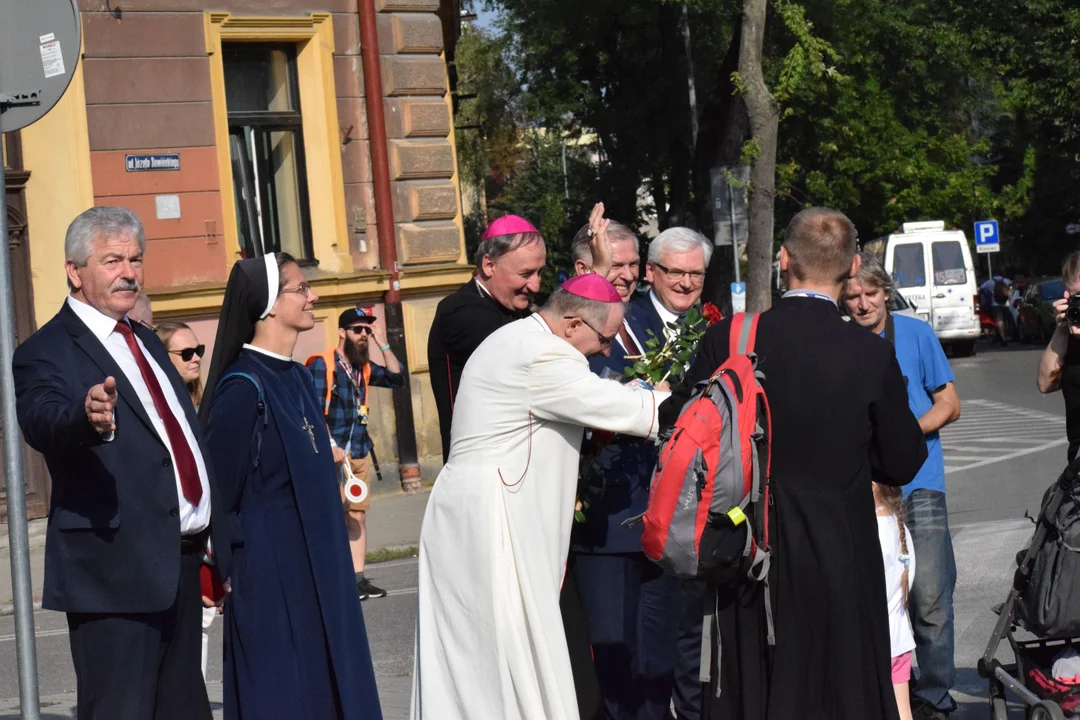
left=125, top=154, right=180, bottom=172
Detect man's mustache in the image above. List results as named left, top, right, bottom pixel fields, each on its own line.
left=111, top=279, right=141, bottom=293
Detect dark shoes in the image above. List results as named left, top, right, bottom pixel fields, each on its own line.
left=912, top=700, right=949, bottom=720
left=357, top=577, right=387, bottom=601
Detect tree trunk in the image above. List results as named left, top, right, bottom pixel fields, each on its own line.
left=738, top=0, right=780, bottom=312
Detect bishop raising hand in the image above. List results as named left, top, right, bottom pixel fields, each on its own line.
left=586, top=202, right=614, bottom=277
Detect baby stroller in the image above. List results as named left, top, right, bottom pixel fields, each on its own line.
left=980, top=459, right=1080, bottom=719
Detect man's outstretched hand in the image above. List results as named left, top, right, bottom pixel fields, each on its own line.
left=86, top=376, right=118, bottom=434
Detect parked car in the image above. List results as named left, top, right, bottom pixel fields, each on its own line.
left=1017, top=277, right=1064, bottom=344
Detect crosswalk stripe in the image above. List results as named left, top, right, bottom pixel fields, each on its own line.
left=946, top=438, right=1068, bottom=474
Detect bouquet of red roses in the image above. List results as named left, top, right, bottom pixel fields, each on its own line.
left=575, top=302, right=722, bottom=523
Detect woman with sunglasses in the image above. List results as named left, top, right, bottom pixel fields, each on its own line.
left=156, top=322, right=204, bottom=407
left=154, top=320, right=218, bottom=683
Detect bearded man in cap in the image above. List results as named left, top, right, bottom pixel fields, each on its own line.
left=307, top=306, right=405, bottom=602
left=411, top=271, right=670, bottom=720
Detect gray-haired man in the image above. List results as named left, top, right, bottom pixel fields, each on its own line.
left=13, top=206, right=214, bottom=718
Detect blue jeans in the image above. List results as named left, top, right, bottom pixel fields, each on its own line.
left=904, top=489, right=958, bottom=713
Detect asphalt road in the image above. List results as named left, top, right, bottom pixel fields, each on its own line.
left=0, top=338, right=1071, bottom=719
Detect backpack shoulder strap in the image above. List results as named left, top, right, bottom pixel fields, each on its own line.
left=304, top=349, right=338, bottom=416
left=728, top=312, right=761, bottom=356
left=219, top=371, right=267, bottom=466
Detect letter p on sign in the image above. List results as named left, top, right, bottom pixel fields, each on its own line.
left=975, top=220, right=999, bottom=254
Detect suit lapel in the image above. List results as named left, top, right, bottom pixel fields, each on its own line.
left=134, top=322, right=206, bottom=441
left=633, top=295, right=667, bottom=345
left=61, top=304, right=158, bottom=439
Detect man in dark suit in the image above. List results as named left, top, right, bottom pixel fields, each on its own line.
left=427, top=214, right=546, bottom=462
left=662, top=207, right=927, bottom=720
left=572, top=224, right=713, bottom=719
left=13, top=207, right=214, bottom=719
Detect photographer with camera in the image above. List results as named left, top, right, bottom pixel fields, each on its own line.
left=1037, top=252, right=1080, bottom=461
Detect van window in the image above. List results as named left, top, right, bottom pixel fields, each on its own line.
left=893, top=244, right=925, bottom=288
left=931, top=240, right=967, bottom=286
left=1040, top=280, right=1065, bottom=301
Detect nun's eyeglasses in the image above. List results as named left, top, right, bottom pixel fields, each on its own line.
left=279, top=282, right=313, bottom=297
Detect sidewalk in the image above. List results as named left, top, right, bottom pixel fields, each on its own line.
left=0, top=485, right=432, bottom=612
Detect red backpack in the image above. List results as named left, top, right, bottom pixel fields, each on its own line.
left=642, top=312, right=773, bottom=601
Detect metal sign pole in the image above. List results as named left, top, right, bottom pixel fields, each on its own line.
left=728, top=181, right=740, bottom=284
left=0, top=152, right=41, bottom=719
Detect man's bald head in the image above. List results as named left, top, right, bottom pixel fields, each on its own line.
left=782, top=208, right=858, bottom=284
left=129, top=292, right=153, bottom=327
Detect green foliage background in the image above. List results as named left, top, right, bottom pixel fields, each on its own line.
left=455, top=0, right=1080, bottom=287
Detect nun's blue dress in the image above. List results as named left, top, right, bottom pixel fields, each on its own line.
left=205, top=347, right=382, bottom=719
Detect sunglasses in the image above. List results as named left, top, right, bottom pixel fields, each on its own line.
left=170, top=345, right=205, bottom=362
left=346, top=324, right=373, bottom=335
left=564, top=315, right=616, bottom=347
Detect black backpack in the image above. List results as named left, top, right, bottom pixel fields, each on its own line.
left=1017, top=478, right=1080, bottom=638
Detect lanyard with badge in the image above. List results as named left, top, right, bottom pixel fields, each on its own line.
left=336, top=352, right=372, bottom=426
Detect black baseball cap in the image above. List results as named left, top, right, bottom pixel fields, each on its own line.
left=339, top=306, right=376, bottom=328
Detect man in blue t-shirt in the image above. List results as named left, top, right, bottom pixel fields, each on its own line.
left=844, top=251, right=961, bottom=720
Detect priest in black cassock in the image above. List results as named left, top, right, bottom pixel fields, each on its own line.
left=200, top=253, right=382, bottom=719
left=427, top=214, right=546, bottom=462
left=660, top=208, right=927, bottom=720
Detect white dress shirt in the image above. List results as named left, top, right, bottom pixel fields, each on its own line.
left=67, top=296, right=211, bottom=534
left=649, top=290, right=681, bottom=329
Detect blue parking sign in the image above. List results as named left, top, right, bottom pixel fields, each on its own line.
left=974, top=220, right=999, bottom=254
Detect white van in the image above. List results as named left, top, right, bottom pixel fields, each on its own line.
left=864, top=220, right=980, bottom=356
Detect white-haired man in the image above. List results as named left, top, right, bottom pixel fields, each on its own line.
left=570, top=223, right=714, bottom=720
left=14, top=206, right=214, bottom=718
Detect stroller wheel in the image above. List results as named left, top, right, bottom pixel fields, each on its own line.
left=1031, top=700, right=1068, bottom=720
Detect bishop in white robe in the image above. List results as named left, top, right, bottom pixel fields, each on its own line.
left=411, top=274, right=668, bottom=720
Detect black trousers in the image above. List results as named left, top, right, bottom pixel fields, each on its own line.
left=67, top=546, right=211, bottom=720
left=672, top=578, right=708, bottom=720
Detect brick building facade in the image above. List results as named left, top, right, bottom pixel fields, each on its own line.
left=2, top=0, right=470, bottom=518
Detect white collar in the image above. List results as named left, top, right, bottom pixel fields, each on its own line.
left=243, top=343, right=293, bottom=362
left=530, top=314, right=554, bottom=334
left=649, top=290, right=681, bottom=326
left=474, top=277, right=492, bottom=298
left=67, top=296, right=128, bottom=342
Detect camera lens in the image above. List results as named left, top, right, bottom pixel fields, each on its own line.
left=1068, top=296, right=1080, bottom=325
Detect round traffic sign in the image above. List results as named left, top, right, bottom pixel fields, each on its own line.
left=0, top=0, right=81, bottom=132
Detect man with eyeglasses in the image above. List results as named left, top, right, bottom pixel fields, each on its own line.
left=569, top=223, right=714, bottom=719
left=307, top=306, right=404, bottom=601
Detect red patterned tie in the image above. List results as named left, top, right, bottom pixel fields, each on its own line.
left=114, top=321, right=203, bottom=505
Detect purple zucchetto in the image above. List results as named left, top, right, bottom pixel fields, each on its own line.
left=481, top=214, right=540, bottom=241
left=561, top=273, right=622, bottom=303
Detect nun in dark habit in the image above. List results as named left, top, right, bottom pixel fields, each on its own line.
left=200, top=253, right=383, bottom=719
